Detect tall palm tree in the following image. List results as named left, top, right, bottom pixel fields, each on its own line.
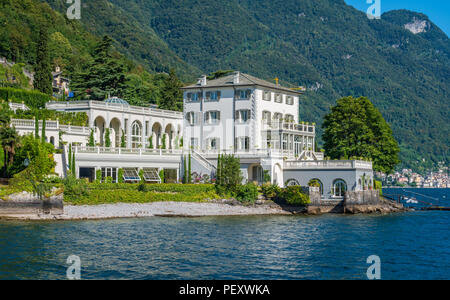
left=0, top=126, right=21, bottom=174
left=0, top=103, right=11, bottom=128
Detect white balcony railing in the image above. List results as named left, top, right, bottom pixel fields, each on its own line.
left=45, top=100, right=183, bottom=119
left=11, top=119, right=90, bottom=135
left=261, top=121, right=315, bottom=135
left=284, top=160, right=373, bottom=170
left=73, top=146, right=183, bottom=156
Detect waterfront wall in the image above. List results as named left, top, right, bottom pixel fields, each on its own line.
left=307, top=189, right=382, bottom=214
left=344, top=190, right=380, bottom=206
left=0, top=193, right=63, bottom=217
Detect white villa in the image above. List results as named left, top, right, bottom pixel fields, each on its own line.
left=10, top=71, right=374, bottom=199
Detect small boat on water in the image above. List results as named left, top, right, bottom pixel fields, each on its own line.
left=404, top=198, right=419, bottom=204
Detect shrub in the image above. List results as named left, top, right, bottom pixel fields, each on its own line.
left=215, top=154, right=242, bottom=196
left=308, top=179, right=321, bottom=187
left=137, top=181, right=147, bottom=192
left=374, top=180, right=383, bottom=196
left=236, top=183, right=259, bottom=204
left=0, top=87, right=51, bottom=109
left=63, top=175, right=89, bottom=198
left=279, top=186, right=310, bottom=206
left=118, top=168, right=124, bottom=183
left=96, top=169, right=102, bottom=182
left=261, top=183, right=281, bottom=200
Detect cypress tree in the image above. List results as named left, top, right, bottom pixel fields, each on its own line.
left=105, top=128, right=111, bottom=147
left=121, top=129, right=126, bottom=148
left=159, top=69, right=183, bottom=111
left=183, top=155, right=187, bottom=184
left=72, top=151, right=76, bottom=177
left=34, top=114, right=39, bottom=139
left=188, top=153, right=192, bottom=183
left=41, top=116, right=46, bottom=143
left=34, top=26, right=53, bottom=95
left=88, top=129, right=95, bottom=147
left=68, top=144, right=72, bottom=174
left=216, top=153, right=221, bottom=185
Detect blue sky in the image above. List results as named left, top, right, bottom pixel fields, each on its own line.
left=344, top=0, right=449, bottom=36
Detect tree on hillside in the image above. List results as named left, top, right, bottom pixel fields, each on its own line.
left=207, top=70, right=234, bottom=80
left=71, top=36, right=127, bottom=100
left=159, top=69, right=183, bottom=111
left=322, top=96, right=400, bottom=174
left=34, top=27, right=53, bottom=95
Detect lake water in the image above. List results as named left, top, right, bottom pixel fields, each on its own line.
left=0, top=189, right=449, bottom=280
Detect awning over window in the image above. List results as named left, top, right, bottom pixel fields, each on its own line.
left=123, top=168, right=140, bottom=182
left=143, top=168, right=161, bottom=183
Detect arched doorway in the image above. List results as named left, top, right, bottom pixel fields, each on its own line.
left=165, top=124, right=174, bottom=149
left=152, top=122, right=162, bottom=149
left=109, top=118, right=121, bottom=148
left=308, top=178, right=324, bottom=195
left=332, top=179, right=347, bottom=197
left=94, top=116, right=106, bottom=146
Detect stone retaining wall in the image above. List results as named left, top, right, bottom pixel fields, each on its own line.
left=0, top=193, right=63, bottom=216
left=344, top=190, right=380, bottom=206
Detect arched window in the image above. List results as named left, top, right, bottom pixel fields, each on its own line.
left=285, top=179, right=300, bottom=187
left=50, top=136, right=55, bottom=146
left=131, top=121, right=142, bottom=148
left=333, top=179, right=347, bottom=197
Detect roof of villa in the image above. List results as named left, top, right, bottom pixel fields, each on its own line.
left=104, top=97, right=130, bottom=106
left=182, top=72, right=303, bottom=94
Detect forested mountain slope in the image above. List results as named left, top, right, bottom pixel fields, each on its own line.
left=11, top=1, right=450, bottom=169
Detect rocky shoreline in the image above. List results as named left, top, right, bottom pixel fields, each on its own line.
left=0, top=198, right=408, bottom=221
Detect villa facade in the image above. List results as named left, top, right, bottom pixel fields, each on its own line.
left=11, top=71, right=374, bottom=200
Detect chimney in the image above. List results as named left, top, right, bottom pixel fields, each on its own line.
left=233, top=71, right=240, bottom=84
left=198, top=75, right=207, bottom=86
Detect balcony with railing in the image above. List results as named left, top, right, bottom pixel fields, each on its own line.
left=45, top=100, right=183, bottom=119
left=284, top=160, right=373, bottom=170
left=11, top=119, right=90, bottom=135
left=261, top=121, right=315, bottom=135
left=73, top=146, right=183, bottom=156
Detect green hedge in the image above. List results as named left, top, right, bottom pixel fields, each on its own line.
left=64, top=183, right=219, bottom=205
left=13, top=109, right=89, bottom=126
left=0, top=87, right=52, bottom=108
